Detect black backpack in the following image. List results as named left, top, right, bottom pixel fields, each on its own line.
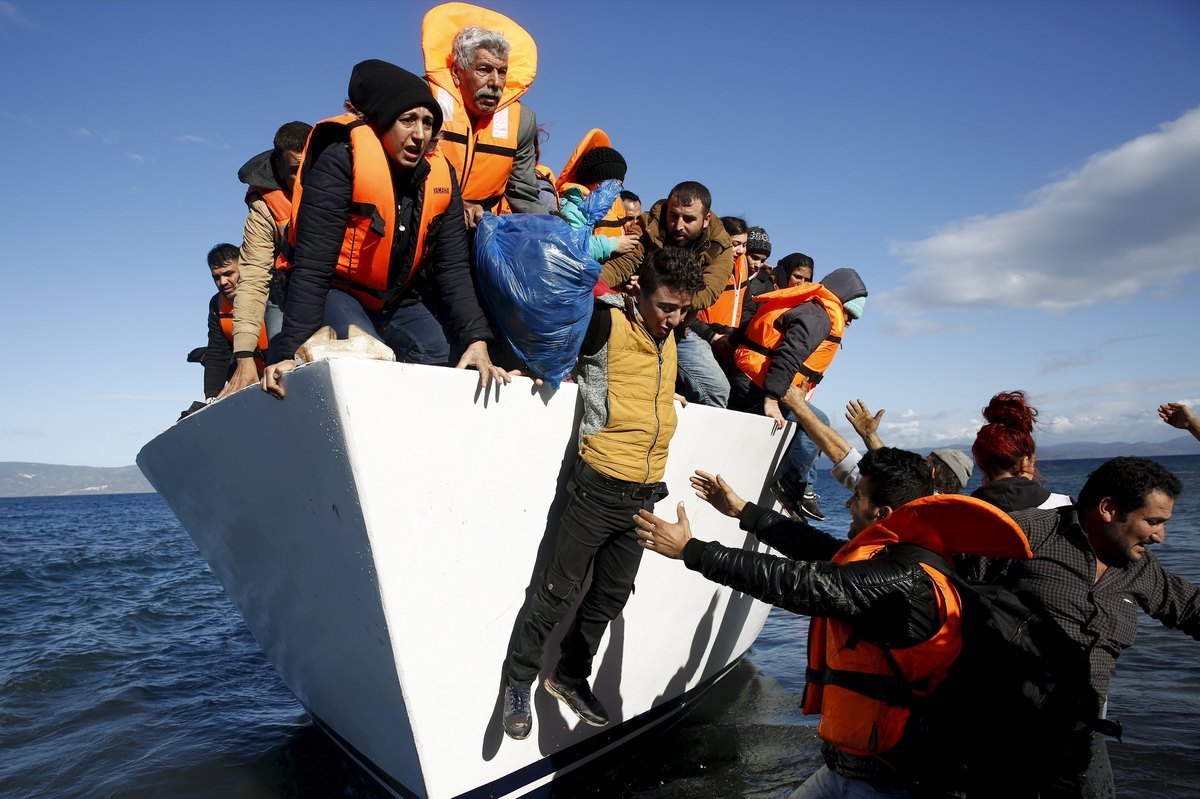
left=883, top=544, right=1104, bottom=799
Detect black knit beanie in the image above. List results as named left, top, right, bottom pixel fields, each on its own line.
left=348, top=59, right=443, bottom=136
left=574, top=146, right=627, bottom=185
left=746, top=226, right=771, bottom=257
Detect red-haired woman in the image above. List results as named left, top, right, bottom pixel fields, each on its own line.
left=970, top=390, right=1072, bottom=512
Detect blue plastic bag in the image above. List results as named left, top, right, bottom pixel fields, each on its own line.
left=474, top=180, right=623, bottom=388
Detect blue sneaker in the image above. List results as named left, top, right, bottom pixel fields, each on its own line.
left=502, top=683, right=531, bottom=739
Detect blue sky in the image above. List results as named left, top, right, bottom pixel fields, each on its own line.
left=1, top=0, right=1197, bottom=467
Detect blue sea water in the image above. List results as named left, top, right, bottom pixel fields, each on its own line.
left=2, top=455, right=1199, bottom=798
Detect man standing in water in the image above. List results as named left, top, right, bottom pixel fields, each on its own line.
left=995, top=457, right=1200, bottom=797
left=501, top=248, right=704, bottom=740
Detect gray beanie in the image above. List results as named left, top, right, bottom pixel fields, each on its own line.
left=931, top=448, right=974, bottom=489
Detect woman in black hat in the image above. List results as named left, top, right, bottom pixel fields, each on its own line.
left=263, top=59, right=507, bottom=398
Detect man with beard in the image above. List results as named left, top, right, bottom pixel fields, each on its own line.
left=985, top=457, right=1199, bottom=797
left=600, top=180, right=736, bottom=407
left=202, top=244, right=268, bottom=399
left=423, top=3, right=543, bottom=227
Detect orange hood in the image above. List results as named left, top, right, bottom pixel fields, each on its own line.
left=556, top=128, right=612, bottom=193
left=422, top=2, right=537, bottom=114
left=845, top=493, right=1033, bottom=563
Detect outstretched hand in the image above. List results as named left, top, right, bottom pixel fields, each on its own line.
left=845, top=398, right=885, bottom=450
left=690, top=470, right=746, bottom=518
left=1159, top=402, right=1200, bottom=440
left=634, top=503, right=692, bottom=559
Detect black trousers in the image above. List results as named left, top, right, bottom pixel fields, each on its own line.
left=506, top=460, right=665, bottom=687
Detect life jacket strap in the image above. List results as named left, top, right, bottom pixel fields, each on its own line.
left=806, top=666, right=914, bottom=708
left=348, top=202, right=386, bottom=236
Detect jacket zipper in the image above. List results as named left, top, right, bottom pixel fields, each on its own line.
left=643, top=320, right=664, bottom=485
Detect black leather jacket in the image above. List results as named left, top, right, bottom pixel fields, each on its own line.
left=682, top=503, right=943, bottom=784
left=683, top=502, right=941, bottom=648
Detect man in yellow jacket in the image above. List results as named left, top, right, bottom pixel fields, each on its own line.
left=501, top=247, right=705, bottom=740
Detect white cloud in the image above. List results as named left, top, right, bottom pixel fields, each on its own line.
left=888, top=106, right=1200, bottom=313
left=0, top=1, right=36, bottom=29
left=175, top=133, right=228, bottom=149
left=75, top=127, right=120, bottom=144
left=125, top=153, right=151, bottom=164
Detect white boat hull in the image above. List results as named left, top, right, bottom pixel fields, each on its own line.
left=138, top=359, right=792, bottom=798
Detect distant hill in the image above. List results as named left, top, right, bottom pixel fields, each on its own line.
left=814, top=435, right=1198, bottom=467
left=1038, top=436, right=1199, bottom=460
left=0, top=462, right=154, bottom=498
left=4, top=436, right=1196, bottom=498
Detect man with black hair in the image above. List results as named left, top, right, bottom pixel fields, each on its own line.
left=600, top=180, right=736, bottom=407
left=202, top=244, right=268, bottom=399
left=501, top=247, right=705, bottom=741
left=993, top=456, right=1199, bottom=797
left=619, top=190, right=641, bottom=231
left=634, top=447, right=1034, bottom=798
left=219, top=120, right=313, bottom=398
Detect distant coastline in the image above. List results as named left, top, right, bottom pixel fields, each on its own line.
left=1, top=462, right=154, bottom=498
left=4, top=435, right=1195, bottom=499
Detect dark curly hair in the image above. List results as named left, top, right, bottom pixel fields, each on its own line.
left=1077, top=457, right=1182, bottom=516
left=206, top=242, right=240, bottom=269
left=973, top=390, right=1039, bottom=481
left=639, top=246, right=705, bottom=297
left=858, top=447, right=935, bottom=510
left=272, top=121, right=312, bottom=154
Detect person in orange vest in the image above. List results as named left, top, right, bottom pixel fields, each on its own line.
left=731, top=266, right=867, bottom=521
left=634, top=448, right=1034, bottom=799
left=695, top=215, right=749, bottom=364
left=202, top=244, right=268, bottom=400
left=261, top=59, right=508, bottom=399
left=423, top=3, right=543, bottom=227
left=736, top=226, right=776, bottom=331
left=217, top=121, right=312, bottom=399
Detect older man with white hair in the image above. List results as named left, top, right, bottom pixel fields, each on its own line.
left=423, top=3, right=543, bottom=227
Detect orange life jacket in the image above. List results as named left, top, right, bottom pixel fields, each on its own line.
left=244, top=185, right=294, bottom=271
left=556, top=128, right=627, bottom=235
left=801, top=495, right=1032, bottom=759
left=697, top=253, right=748, bottom=329
left=733, top=282, right=845, bottom=398
left=217, top=294, right=268, bottom=372
left=423, top=2, right=537, bottom=211
left=290, top=114, right=454, bottom=313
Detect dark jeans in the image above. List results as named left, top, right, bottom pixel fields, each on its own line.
left=729, top=373, right=825, bottom=495
left=507, top=460, right=666, bottom=687
left=1040, top=731, right=1115, bottom=799
left=322, top=289, right=452, bottom=365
